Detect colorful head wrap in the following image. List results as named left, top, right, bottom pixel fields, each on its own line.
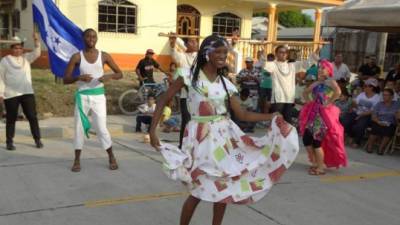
left=319, top=59, right=334, bottom=77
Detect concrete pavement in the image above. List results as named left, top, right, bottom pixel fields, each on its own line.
left=0, top=116, right=400, bottom=225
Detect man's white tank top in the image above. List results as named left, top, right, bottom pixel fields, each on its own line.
left=77, top=50, right=104, bottom=90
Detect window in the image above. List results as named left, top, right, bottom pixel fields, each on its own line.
left=177, top=4, right=200, bottom=35
left=98, top=0, right=137, bottom=34
left=12, top=10, right=20, bottom=30
left=21, top=0, right=28, bottom=10
left=212, top=12, right=241, bottom=37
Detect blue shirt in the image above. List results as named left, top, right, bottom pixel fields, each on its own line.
left=373, top=101, right=400, bottom=125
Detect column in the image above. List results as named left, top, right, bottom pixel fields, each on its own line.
left=266, top=4, right=277, bottom=54
left=313, top=8, right=322, bottom=52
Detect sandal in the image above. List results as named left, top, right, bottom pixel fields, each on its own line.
left=71, top=161, right=81, bottom=172
left=308, top=166, right=317, bottom=172
left=308, top=168, right=326, bottom=176
left=109, top=159, right=119, bottom=170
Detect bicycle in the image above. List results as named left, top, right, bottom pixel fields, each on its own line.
left=118, top=78, right=169, bottom=115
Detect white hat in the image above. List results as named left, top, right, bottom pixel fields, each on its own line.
left=364, top=78, right=378, bottom=87
left=245, top=57, right=254, bottom=62
left=10, top=36, right=26, bottom=45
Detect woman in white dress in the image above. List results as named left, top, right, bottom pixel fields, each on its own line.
left=149, top=35, right=299, bottom=225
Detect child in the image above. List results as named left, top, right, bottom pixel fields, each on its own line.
left=235, top=88, right=255, bottom=132
left=335, top=89, right=352, bottom=125
left=160, top=101, right=180, bottom=132
left=135, top=95, right=156, bottom=133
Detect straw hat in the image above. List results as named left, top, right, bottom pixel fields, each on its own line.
left=9, top=36, right=26, bottom=47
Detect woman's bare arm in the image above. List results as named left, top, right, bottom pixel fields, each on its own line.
left=230, top=95, right=273, bottom=122
left=149, top=78, right=185, bottom=149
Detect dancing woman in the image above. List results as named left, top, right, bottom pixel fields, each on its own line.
left=299, top=60, right=347, bottom=175
left=149, top=35, right=299, bottom=225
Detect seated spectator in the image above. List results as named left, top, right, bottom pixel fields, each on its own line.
left=358, top=56, right=381, bottom=80
left=333, top=54, right=351, bottom=82
left=135, top=95, right=156, bottom=132
left=342, top=78, right=380, bottom=148
left=381, top=80, right=399, bottom=101
left=237, top=57, right=261, bottom=110
left=385, top=63, right=400, bottom=82
left=366, top=89, right=400, bottom=155
left=160, top=101, right=180, bottom=133
left=335, top=89, right=352, bottom=125
left=234, top=88, right=255, bottom=132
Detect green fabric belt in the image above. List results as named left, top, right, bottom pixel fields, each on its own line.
left=191, top=115, right=225, bottom=123
left=75, top=87, right=105, bottom=138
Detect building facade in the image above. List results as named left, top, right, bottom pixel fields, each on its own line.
left=1, top=0, right=344, bottom=70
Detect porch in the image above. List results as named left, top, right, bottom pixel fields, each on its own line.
left=176, top=0, right=344, bottom=59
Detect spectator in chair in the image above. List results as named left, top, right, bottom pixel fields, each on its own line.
left=335, top=88, right=352, bottom=126
left=234, top=88, right=256, bottom=133
left=358, top=56, right=381, bottom=80
left=385, top=63, right=400, bottom=82
left=366, top=88, right=400, bottom=155
left=342, top=78, right=380, bottom=148
left=333, top=54, right=351, bottom=82
left=135, top=95, right=156, bottom=133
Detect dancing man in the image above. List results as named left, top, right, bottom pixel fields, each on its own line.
left=64, top=28, right=122, bottom=172
left=264, top=45, right=317, bottom=124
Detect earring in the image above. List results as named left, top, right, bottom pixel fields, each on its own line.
left=206, top=55, right=209, bottom=62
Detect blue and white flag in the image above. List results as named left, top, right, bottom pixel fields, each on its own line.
left=32, top=0, right=84, bottom=77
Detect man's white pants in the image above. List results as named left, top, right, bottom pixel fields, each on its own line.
left=74, top=94, right=112, bottom=150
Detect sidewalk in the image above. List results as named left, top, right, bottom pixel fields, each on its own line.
left=0, top=115, right=137, bottom=140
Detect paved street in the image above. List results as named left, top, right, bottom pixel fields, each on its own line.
left=0, top=116, right=400, bottom=225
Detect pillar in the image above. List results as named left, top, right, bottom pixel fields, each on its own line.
left=266, top=4, right=277, bottom=54
left=313, top=8, right=322, bottom=52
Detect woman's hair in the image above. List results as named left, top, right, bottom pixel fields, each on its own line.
left=190, top=35, right=229, bottom=88
left=341, top=87, right=350, bottom=97
left=383, top=88, right=394, bottom=96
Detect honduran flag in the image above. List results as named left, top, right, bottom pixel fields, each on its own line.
left=32, top=0, right=84, bottom=77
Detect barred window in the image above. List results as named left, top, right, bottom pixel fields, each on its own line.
left=98, top=0, right=137, bottom=34
left=21, top=0, right=28, bottom=10
left=212, top=12, right=241, bottom=37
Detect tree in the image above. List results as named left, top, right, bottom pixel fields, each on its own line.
left=278, top=10, right=315, bottom=28
left=253, top=10, right=315, bottom=28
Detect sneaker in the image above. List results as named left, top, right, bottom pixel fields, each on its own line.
left=35, top=139, right=44, bottom=149
left=6, top=143, right=16, bottom=151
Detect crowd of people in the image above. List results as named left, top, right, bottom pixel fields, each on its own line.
left=2, top=28, right=400, bottom=225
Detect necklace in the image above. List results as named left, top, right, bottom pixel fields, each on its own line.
left=274, top=61, right=291, bottom=76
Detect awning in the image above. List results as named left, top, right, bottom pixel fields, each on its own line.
left=326, top=0, right=400, bottom=32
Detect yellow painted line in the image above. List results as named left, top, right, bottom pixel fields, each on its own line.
left=85, top=191, right=188, bottom=208
left=321, top=171, right=400, bottom=183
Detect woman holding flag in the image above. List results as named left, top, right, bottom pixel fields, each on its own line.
left=0, top=32, right=43, bottom=151
left=64, top=28, right=122, bottom=172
